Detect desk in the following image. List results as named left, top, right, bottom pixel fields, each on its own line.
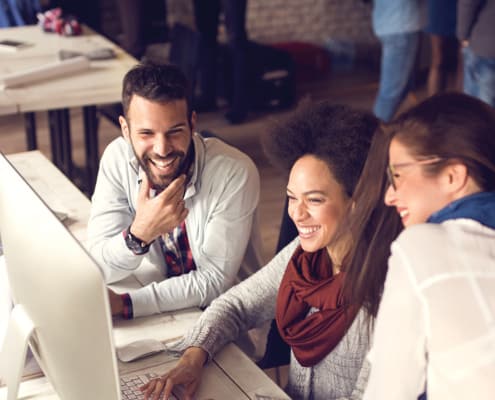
left=0, top=26, right=137, bottom=191
left=0, top=92, right=17, bottom=116
left=0, top=151, right=289, bottom=400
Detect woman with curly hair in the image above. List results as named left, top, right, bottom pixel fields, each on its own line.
left=141, top=101, right=402, bottom=400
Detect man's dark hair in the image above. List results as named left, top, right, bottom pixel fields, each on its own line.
left=262, top=100, right=378, bottom=197
left=121, top=62, right=192, bottom=122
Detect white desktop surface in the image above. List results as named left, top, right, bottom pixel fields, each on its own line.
left=0, top=25, right=136, bottom=113
left=6, top=151, right=90, bottom=242
left=0, top=151, right=290, bottom=400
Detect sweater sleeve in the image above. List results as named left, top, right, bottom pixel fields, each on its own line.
left=169, top=238, right=300, bottom=358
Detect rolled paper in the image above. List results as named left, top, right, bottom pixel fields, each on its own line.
left=0, top=56, right=90, bottom=90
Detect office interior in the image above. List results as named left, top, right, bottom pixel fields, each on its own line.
left=0, top=0, right=464, bottom=396
left=0, top=0, right=460, bottom=261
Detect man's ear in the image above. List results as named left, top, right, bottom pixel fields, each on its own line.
left=189, top=111, right=197, bottom=133
left=119, top=116, right=130, bottom=141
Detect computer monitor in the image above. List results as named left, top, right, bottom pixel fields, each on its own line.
left=0, top=152, right=121, bottom=400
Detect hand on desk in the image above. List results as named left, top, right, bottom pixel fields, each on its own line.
left=140, top=346, right=208, bottom=400
left=131, top=174, right=188, bottom=244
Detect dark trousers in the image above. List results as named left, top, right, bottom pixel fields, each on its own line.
left=116, top=0, right=168, bottom=59
left=193, top=0, right=248, bottom=115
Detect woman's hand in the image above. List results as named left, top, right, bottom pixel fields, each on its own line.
left=140, top=347, right=208, bottom=400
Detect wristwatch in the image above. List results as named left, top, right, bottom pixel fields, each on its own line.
left=124, top=226, right=152, bottom=255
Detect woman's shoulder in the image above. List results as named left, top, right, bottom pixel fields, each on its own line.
left=391, top=220, right=495, bottom=283
left=394, top=219, right=495, bottom=251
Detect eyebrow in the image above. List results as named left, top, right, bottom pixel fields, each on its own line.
left=287, top=188, right=327, bottom=196
left=136, top=122, right=187, bottom=134
left=166, top=122, right=187, bottom=132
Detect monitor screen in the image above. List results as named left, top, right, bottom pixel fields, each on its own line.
left=0, top=152, right=121, bottom=399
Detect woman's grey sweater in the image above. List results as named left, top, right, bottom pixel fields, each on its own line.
left=171, top=238, right=370, bottom=400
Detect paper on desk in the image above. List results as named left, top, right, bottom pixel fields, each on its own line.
left=113, top=307, right=202, bottom=348
left=0, top=56, right=90, bottom=90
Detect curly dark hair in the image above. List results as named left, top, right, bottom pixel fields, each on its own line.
left=262, top=101, right=379, bottom=197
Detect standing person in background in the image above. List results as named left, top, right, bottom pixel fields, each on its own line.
left=457, top=0, right=495, bottom=107
left=425, top=0, right=458, bottom=95
left=363, top=92, right=495, bottom=399
left=193, top=0, right=249, bottom=124
left=116, top=0, right=168, bottom=60
left=372, top=0, right=425, bottom=122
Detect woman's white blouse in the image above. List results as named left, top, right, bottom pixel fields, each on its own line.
left=363, top=219, right=495, bottom=400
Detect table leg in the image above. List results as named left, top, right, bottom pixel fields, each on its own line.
left=24, top=112, right=37, bottom=150
left=83, top=105, right=99, bottom=193
left=48, top=109, right=73, bottom=179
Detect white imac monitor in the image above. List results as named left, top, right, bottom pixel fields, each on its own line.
left=0, top=152, right=121, bottom=400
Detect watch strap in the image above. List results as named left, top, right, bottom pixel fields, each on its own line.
left=124, top=226, right=152, bottom=255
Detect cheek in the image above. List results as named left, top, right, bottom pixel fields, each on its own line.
left=319, top=205, right=344, bottom=232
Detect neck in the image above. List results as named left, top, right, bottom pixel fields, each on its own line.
left=326, top=246, right=343, bottom=275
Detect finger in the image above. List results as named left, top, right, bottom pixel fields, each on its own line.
left=178, top=207, right=189, bottom=222
left=183, top=382, right=199, bottom=400
left=162, top=377, right=176, bottom=400
left=157, top=175, right=186, bottom=200
left=140, top=379, right=156, bottom=399
left=151, top=379, right=166, bottom=400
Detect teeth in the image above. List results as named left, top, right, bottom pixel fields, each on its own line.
left=399, top=209, right=409, bottom=218
left=151, top=158, right=175, bottom=169
left=298, top=226, right=320, bottom=234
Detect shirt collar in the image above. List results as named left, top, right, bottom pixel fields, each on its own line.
left=427, top=191, right=495, bottom=230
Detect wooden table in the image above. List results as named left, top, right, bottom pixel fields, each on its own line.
left=0, top=151, right=289, bottom=400
left=0, top=25, right=137, bottom=192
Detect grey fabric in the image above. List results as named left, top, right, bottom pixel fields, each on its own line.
left=171, top=238, right=371, bottom=399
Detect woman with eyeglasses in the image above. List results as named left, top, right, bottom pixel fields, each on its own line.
left=362, top=92, right=495, bottom=399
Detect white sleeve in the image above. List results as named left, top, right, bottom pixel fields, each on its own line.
left=87, top=141, right=145, bottom=283
left=129, top=154, right=261, bottom=316
left=363, top=243, right=428, bottom=400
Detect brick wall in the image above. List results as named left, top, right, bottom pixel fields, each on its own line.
left=167, top=0, right=377, bottom=46
left=99, top=0, right=378, bottom=61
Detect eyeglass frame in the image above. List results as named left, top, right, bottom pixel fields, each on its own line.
left=386, top=157, right=445, bottom=191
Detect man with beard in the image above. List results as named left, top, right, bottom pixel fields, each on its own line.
left=87, top=63, right=262, bottom=319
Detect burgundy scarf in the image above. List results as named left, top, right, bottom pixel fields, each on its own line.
left=275, top=246, right=358, bottom=367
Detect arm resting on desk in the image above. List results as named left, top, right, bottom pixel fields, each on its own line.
left=170, top=238, right=299, bottom=358
left=140, top=239, right=298, bottom=400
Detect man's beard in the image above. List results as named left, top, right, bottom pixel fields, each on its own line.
left=133, top=145, right=193, bottom=191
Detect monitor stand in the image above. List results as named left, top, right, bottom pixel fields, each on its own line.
left=0, top=304, right=35, bottom=400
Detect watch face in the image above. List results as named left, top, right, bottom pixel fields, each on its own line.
left=125, top=230, right=149, bottom=255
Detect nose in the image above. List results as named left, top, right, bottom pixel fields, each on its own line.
left=384, top=183, right=396, bottom=206
left=289, top=200, right=309, bottom=223
left=153, top=134, right=169, bottom=157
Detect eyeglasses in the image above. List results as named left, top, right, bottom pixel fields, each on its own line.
left=386, top=157, right=445, bottom=190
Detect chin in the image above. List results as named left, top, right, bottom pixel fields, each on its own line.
left=299, top=239, right=323, bottom=253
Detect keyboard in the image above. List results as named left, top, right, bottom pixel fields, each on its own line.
left=120, top=372, right=178, bottom=400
